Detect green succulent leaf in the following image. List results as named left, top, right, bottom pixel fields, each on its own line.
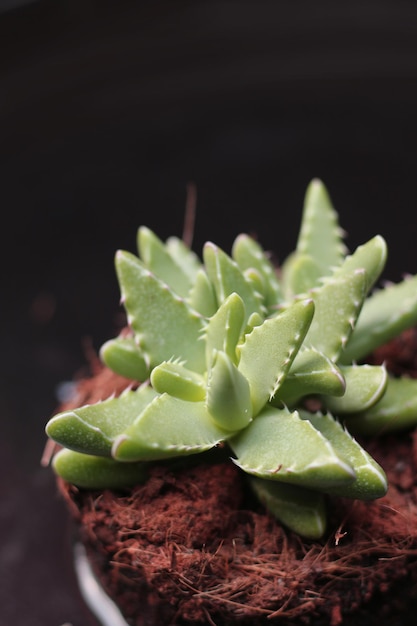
left=323, top=364, right=388, bottom=414
left=230, top=405, right=355, bottom=490
left=299, top=411, right=387, bottom=499
left=345, top=376, right=417, bottom=435
left=204, top=292, right=245, bottom=366
left=231, top=234, right=283, bottom=307
left=245, top=311, right=264, bottom=332
left=243, top=268, right=266, bottom=301
left=294, top=178, right=346, bottom=279
left=302, top=269, right=367, bottom=361
left=137, top=227, right=198, bottom=297
left=206, top=350, right=252, bottom=431
left=100, top=336, right=150, bottom=381
left=112, top=394, right=230, bottom=462
left=116, top=250, right=206, bottom=373
left=52, top=448, right=149, bottom=489
left=203, top=242, right=265, bottom=324
left=340, top=274, right=417, bottom=363
left=165, top=235, right=202, bottom=284
left=150, top=361, right=206, bottom=401
left=45, top=385, right=158, bottom=457
left=280, top=252, right=323, bottom=299
left=274, top=347, right=345, bottom=406
left=238, top=299, right=315, bottom=415
left=332, top=235, right=387, bottom=294
left=187, top=268, right=218, bottom=317
left=249, top=477, right=327, bottom=539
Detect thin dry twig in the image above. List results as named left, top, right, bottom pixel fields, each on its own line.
left=182, top=181, right=197, bottom=248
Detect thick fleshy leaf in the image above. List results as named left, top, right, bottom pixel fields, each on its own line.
left=302, top=269, right=367, bottom=361
left=203, top=242, right=265, bottom=324
left=45, top=386, right=158, bottom=457
left=137, top=227, right=195, bottom=297
left=294, top=178, right=346, bottom=276
left=165, top=235, right=202, bottom=284
left=231, top=234, right=283, bottom=307
left=206, top=350, right=252, bottom=431
left=150, top=361, right=206, bottom=401
left=187, top=268, right=217, bottom=317
left=113, top=395, right=230, bottom=461
left=340, top=274, right=417, bottom=363
left=274, top=348, right=345, bottom=406
left=204, top=292, right=245, bottom=366
left=116, top=251, right=206, bottom=373
left=299, top=411, right=387, bottom=499
left=52, top=448, right=149, bottom=489
left=332, top=235, right=387, bottom=294
left=280, top=252, right=323, bottom=298
left=245, top=311, right=264, bottom=332
left=238, top=299, right=314, bottom=415
left=229, top=406, right=355, bottom=490
left=100, top=336, right=150, bottom=381
left=249, top=477, right=327, bottom=539
left=345, top=376, right=417, bottom=435
left=323, top=364, right=388, bottom=414
left=243, top=268, right=266, bottom=301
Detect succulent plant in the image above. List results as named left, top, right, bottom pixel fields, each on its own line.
left=45, top=179, right=417, bottom=539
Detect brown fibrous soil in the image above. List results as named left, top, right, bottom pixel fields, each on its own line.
left=53, top=329, right=417, bottom=625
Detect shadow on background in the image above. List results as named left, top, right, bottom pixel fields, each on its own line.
left=2, top=1, right=417, bottom=624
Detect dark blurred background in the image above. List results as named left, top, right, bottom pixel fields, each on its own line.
left=2, top=1, right=417, bottom=624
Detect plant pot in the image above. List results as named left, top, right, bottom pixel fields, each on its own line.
left=49, top=330, right=417, bottom=626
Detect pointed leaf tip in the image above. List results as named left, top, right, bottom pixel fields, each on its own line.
left=301, top=411, right=388, bottom=500
left=230, top=406, right=355, bottom=490
left=203, top=241, right=265, bottom=323
left=205, top=291, right=245, bottom=366
left=206, top=350, right=252, bottom=431
left=238, top=298, right=314, bottom=414
left=137, top=226, right=198, bottom=297
left=115, top=250, right=206, bottom=372
left=296, top=179, right=346, bottom=277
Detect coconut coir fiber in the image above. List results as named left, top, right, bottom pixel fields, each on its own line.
left=54, top=329, right=417, bottom=626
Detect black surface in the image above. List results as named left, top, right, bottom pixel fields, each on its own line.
left=2, top=1, right=417, bottom=624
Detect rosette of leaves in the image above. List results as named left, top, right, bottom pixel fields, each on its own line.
left=46, top=179, right=417, bottom=539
